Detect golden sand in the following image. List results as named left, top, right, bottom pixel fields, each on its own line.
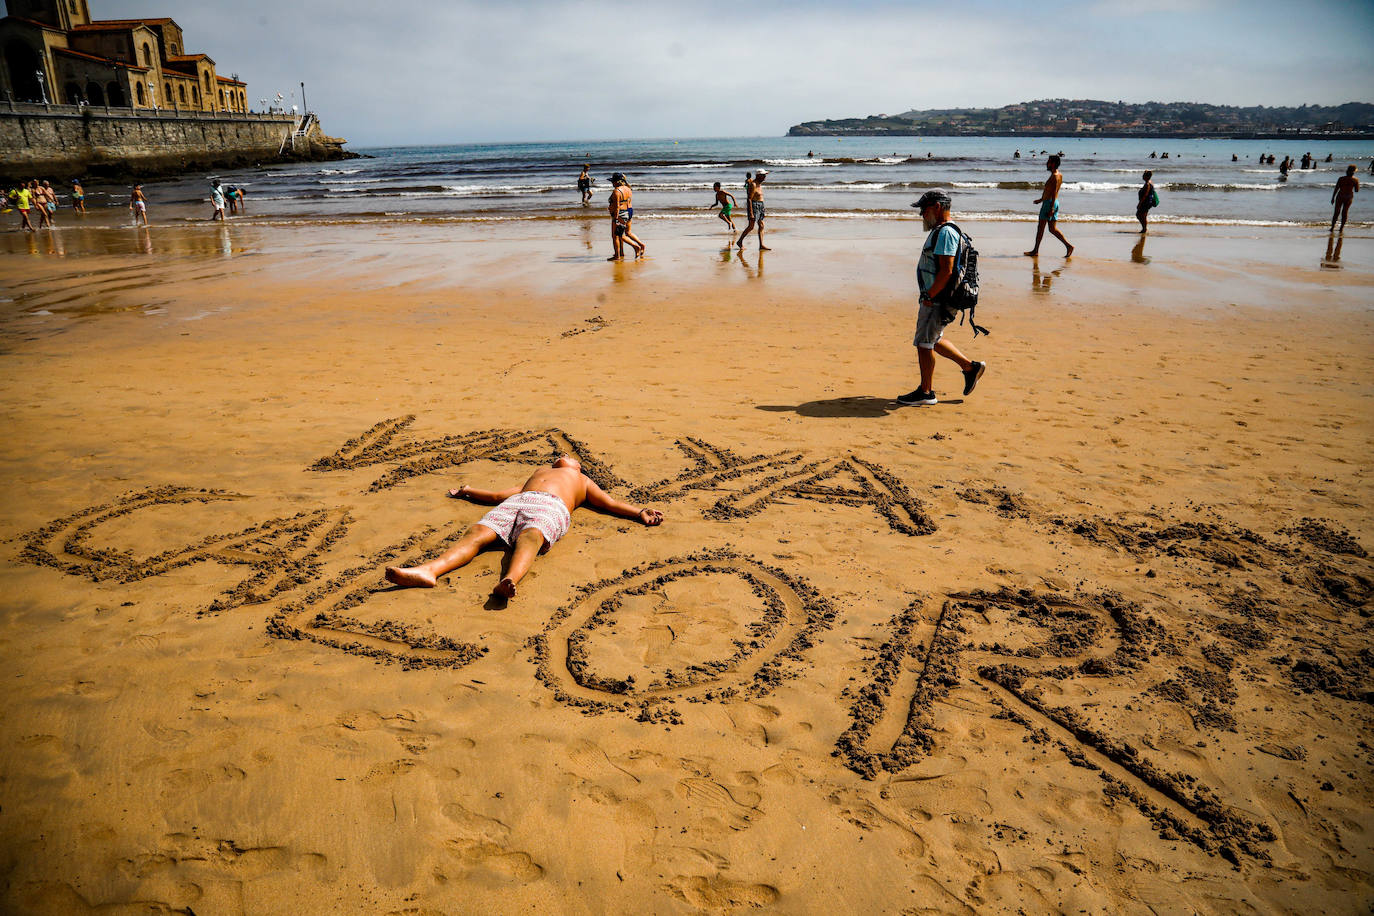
left=0, top=216, right=1371, bottom=914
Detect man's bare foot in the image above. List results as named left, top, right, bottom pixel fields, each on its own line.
left=1024, top=250, right=1039, bottom=257
left=494, top=577, right=517, bottom=599
left=386, top=566, right=437, bottom=588
left=1064, top=245, right=1074, bottom=257
left=607, top=255, right=622, bottom=261
left=759, top=245, right=771, bottom=251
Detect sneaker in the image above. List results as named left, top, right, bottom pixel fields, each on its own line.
left=962, top=361, right=986, bottom=396
left=897, top=388, right=938, bottom=406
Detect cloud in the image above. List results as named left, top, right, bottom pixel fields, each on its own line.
left=96, top=0, right=1374, bottom=145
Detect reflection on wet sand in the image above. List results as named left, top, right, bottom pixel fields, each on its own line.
left=1031, top=259, right=1066, bottom=294
left=1131, top=236, right=1150, bottom=264
left=1322, top=232, right=1343, bottom=269
left=736, top=247, right=764, bottom=279
left=0, top=225, right=251, bottom=260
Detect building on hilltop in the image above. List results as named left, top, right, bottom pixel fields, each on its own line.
left=0, top=0, right=247, bottom=112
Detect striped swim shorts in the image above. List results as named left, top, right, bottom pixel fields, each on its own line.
left=476, top=491, right=572, bottom=554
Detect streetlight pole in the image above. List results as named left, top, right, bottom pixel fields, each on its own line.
left=300, top=81, right=307, bottom=114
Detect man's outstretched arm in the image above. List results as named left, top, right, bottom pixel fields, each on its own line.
left=582, top=477, right=664, bottom=526
left=449, top=484, right=521, bottom=505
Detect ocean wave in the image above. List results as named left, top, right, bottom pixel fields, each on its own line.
left=1162, top=181, right=1282, bottom=191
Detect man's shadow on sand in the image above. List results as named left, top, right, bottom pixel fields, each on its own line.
left=757, top=395, right=962, bottom=418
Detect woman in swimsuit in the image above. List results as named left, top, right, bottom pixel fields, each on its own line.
left=607, top=173, right=644, bottom=260
left=1136, top=170, right=1156, bottom=234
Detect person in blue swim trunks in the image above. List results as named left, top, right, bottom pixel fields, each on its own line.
left=1026, top=154, right=1073, bottom=257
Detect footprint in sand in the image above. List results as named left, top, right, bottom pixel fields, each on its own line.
left=442, top=839, right=543, bottom=883
left=661, top=874, right=780, bottom=911
left=675, top=777, right=760, bottom=831
left=360, top=759, right=418, bottom=782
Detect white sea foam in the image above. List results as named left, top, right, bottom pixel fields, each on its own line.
left=952, top=181, right=999, bottom=189
left=762, top=158, right=833, bottom=166
left=1062, top=181, right=1134, bottom=191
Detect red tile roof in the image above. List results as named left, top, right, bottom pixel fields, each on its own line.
left=5, top=16, right=66, bottom=32
left=71, top=21, right=162, bottom=33
left=82, top=18, right=176, bottom=27
left=216, top=76, right=246, bottom=86
left=54, top=47, right=149, bottom=71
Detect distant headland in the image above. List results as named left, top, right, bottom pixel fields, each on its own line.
left=788, top=99, right=1374, bottom=139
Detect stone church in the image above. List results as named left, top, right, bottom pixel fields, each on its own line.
left=1, top=0, right=248, bottom=111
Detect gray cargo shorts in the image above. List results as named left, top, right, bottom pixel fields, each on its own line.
left=913, top=302, right=944, bottom=349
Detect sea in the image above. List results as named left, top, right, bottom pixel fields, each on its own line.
left=141, top=135, right=1374, bottom=229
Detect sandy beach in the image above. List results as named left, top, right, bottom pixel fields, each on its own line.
left=1, top=213, right=1371, bottom=914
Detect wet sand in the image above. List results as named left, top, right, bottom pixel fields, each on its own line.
left=1, top=214, right=1371, bottom=914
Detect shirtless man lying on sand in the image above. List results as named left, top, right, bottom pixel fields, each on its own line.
left=385, top=456, right=664, bottom=598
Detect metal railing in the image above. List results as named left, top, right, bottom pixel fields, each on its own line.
left=1, top=98, right=295, bottom=122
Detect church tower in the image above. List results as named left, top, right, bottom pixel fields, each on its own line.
left=3, top=0, right=90, bottom=30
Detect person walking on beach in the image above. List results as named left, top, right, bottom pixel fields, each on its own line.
left=577, top=164, right=593, bottom=204
left=384, top=456, right=664, bottom=599
left=1330, top=165, right=1360, bottom=232
left=14, top=183, right=34, bottom=231
left=71, top=179, right=86, bottom=214
left=607, top=172, right=644, bottom=260
left=736, top=169, right=769, bottom=251
left=210, top=181, right=226, bottom=221
left=130, top=184, right=149, bottom=226
left=31, top=181, right=52, bottom=229
left=898, top=189, right=986, bottom=407
left=1025, top=154, right=1072, bottom=257
left=41, top=181, right=59, bottom=225
left=1136, top=170, right=1157, bottom=234
left=708, top=181, right=738, bottom=241
left=1279, top=157, right=1291, bottom=179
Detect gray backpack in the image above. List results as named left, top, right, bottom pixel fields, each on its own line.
left=925, top=221, right=988, bottom=338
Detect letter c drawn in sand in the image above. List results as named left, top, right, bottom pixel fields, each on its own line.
left=19, top=486, right=352, bottom=613
left=527, top=550, right=837, bottom=716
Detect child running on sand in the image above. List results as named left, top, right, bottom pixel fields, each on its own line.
left=708, top=182, right=738, bottom=242
left=385, top=456, right=664, bottom=599
left=130, top=184, right=149, bottom=226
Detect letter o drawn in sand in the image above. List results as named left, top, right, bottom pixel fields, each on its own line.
left=529, top=550, right=836, bottom=715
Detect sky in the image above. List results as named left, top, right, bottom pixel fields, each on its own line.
left=97, top=0, right=1374, bottom=148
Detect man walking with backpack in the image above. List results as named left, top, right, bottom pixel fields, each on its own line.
left=898, top=189, right=986, bottom=407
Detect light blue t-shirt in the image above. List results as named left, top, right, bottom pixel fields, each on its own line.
left=917, top=224, right=961, bottom=296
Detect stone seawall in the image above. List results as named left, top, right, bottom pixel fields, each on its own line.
left=0, top=105, right=354, bottom=181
